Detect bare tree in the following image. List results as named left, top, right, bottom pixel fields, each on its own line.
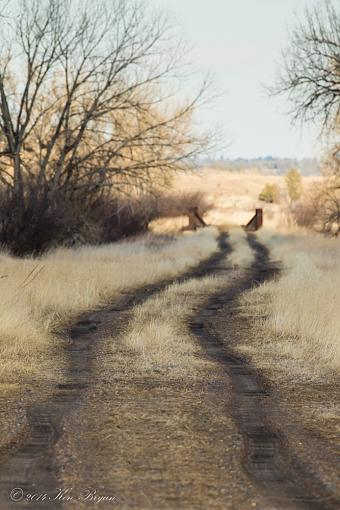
left=0, top=0, right=211, bottom=200
left=297, top=177, right=340, bottom=235
left=274, top=0, right=340, bottom=234
left=275, top=0, right=340, bottom=133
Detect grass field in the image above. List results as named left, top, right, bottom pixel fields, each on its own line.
left=0, top=228, right=219, bottom=388
left=169, top=168, right=321, bottom=229
left=148, top=168, right=321, bottom=234
left=240, top=229, right=340, bottom=381
left=121, top=276, right=221, bottom=376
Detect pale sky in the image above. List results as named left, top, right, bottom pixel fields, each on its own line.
left=149, top=0, right=322, bottom=159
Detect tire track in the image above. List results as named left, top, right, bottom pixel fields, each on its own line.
left=190, top=233, right=340, bottom=510
left=1, top=232, right=337, bottom=509
left=0, top=234, right=230, bottom=509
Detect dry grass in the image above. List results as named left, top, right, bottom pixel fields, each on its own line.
left=149, top=215, right=189, bottom=234
left=240, top=229, right=340, bottom=380
left=0, top=227, right=219, bottom=387
left=121, top=276, right=222, bottom=377
left=119, top=229, right=255, bottom=376
left=168, top=168, right=322, bottom=229
left=58, top=263, right=262, bottom=510
left=228, top=228, right=254, bottom=268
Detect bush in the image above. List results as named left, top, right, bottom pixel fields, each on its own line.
left=258, top=183, right=280, bottom=203
left=0, top=186, right=78, bottom=256
left=292, top=202, right=317, bottom=229
left=0, top=184, right=211, bottom=255
left=101, top=191, right=211, bottom=240
left=155, top=191, right=210, bottom=218
left=0, top=187, right=151, bottom=255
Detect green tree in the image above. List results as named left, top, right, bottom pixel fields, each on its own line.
left=258, top=183, right=280, bottom=203
left=285, top=168, right=303, bottom=202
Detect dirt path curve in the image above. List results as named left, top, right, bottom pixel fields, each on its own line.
left=0, top=232, right=338, bottom=509
left=0, top=235, right=231, bottom=509
left=191, top=234, right=340, bottom=510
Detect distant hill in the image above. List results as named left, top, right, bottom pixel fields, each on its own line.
left=199, top=156, right=320, bottom=176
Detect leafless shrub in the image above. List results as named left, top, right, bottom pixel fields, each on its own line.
left=0, top=184, right=213, bottom=255
left=155, top=191, right=211, bottom=218
left=101, top=191, right=212, bottom=241
left=292, top=175, right=340, bottom=235
left=0, top=185, right=76, bottom=255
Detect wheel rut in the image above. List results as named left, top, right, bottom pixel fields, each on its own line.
left=190, top=234, right=340, bottom=510
left=0, top=234, right=230, bottom=508
left=0, top=232, right=337, bottom=509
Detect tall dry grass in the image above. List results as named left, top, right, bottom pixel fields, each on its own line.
left=0, top=227, right=219, bottom=386
left=228, top=228, right=254, bottom=268
left=242, top=229, right=340, bottom=380
left=121, top=276, right=221, bottom=377
left=119, top=228, right=257, bottom=376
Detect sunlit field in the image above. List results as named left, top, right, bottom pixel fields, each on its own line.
left=0, top=228, right=219, bottom=387
left=240, top=229, right=340, bottom=381
left=0, top=0, right=338, bottom=506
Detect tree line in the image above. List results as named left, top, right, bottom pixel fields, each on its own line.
left=0, top=0, right=211, bottom=253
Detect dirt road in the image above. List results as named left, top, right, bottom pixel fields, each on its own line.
left=0, top=233, right=338, bottom=509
